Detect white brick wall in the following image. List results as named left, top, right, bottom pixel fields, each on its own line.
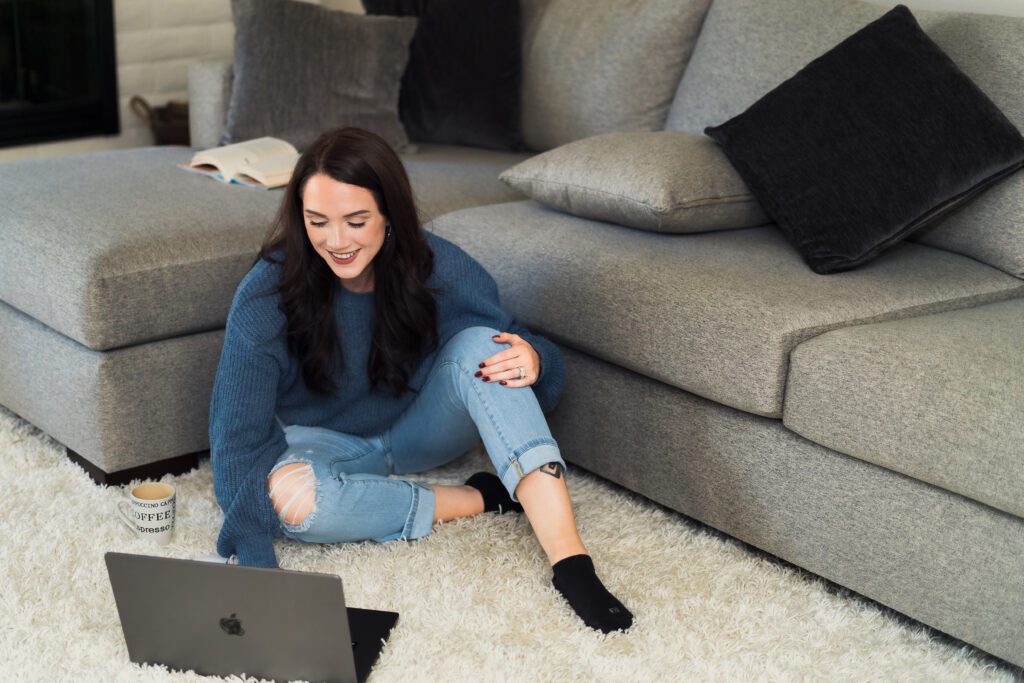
left=0, top=0, right=364, bottom=163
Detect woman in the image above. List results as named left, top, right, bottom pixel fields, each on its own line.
left=209, top=127, right=632, bottom=634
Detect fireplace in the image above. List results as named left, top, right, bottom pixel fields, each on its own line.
left=0, top=0, right=119, bottom=148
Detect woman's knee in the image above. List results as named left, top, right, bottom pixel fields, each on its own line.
left=266, top=470, right=427, bottom=545
left=442, top=326, right=505, bottom=366
left=267, top=461, right=316, bottom=527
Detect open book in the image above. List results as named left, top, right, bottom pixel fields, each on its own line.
left=176, top=136, right=300, bottom=190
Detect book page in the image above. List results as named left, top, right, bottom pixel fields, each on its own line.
left=238, top=148, right=300, bottom=188
left=188, top=137, right=298, bottom=182
left=234, top=167, right=294, bottom=190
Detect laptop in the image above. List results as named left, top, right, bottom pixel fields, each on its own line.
left=105, top=552, right=399, bottom=683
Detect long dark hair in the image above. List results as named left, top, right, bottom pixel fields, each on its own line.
left=249, top=127, right=440, bottom=398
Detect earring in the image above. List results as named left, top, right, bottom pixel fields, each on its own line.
left=386, top=223, right=392, bottom=238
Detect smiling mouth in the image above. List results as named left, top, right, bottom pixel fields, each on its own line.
left=327, top=249, right=360, bottom=265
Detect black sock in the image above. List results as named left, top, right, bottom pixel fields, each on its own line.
left=551, top=553, right=633, bottom=634
left=464, top=471, right=524, bottom=514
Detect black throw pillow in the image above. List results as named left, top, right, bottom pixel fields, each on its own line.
left=703, top=5, right=1024, bottom=275
left=362, top=0, right=524, bottom=152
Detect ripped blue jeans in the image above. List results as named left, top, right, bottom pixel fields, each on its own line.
left=265, top=326, right=565, bottom=545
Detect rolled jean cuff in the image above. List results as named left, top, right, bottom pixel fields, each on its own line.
left=499, top=439, right=565, bottom=504
left=404, top=481, right=436, bottom=540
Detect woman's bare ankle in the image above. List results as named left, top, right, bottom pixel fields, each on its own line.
left=547, top=539, right=589, bottom=566
left=431, top=484, right=485, bottom=523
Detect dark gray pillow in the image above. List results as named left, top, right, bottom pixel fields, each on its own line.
left=221, top=0, right=418, bottom=153
left=363, top=0, right=524, bottom=152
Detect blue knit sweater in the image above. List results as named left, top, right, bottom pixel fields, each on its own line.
left=209, top=231, right=566, bottom=568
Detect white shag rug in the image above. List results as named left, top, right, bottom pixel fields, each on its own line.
left=1, top=403, right=1020, bottom=683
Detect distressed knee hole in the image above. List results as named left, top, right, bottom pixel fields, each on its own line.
left=268, top=462, right=316, bottom=526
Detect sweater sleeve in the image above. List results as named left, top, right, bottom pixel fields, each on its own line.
left=437, top=242, right=566, bottom=414
left=208, top=326, right=289, bottom=569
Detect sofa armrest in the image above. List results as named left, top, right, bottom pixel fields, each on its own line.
left=187, top=58, right=234, bottom=149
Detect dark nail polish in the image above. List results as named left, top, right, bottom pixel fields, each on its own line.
left=474, top=370, right=482, bottom=377
left=479, top=362, right=485, bottom=368
left=483, top=376, right=490, bottom=381
left=500, top=380, right=507, bottom=385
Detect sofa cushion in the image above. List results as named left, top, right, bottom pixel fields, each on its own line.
left=783, top=297, right=1024, bottom=519
left=498, top=131, right=769, bottom=234
left=702, top=5, right=1024, bottom=275
left=399, top=142, right=531, bottom=221
left=362, top=0, right=524, bottom=152
left=520, top=0, right=711, bottom=152
left=0, top=147, right=281, bottom=352
left=221, top=0, right=418, bottom=153
left=0, top=145, right=530, bottom=351
left=428, top=200, right=1024, bottom=418
left=666, top=0, right=1024, bottom=279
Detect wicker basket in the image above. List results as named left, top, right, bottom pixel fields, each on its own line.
left=130, top=95, right=190, bottom=146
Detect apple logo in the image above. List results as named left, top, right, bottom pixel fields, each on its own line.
left=220, top=613, right=245, bottom=636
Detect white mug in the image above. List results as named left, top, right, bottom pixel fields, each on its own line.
left=117, top=482, right=176, bottom=545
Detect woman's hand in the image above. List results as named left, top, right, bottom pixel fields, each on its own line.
left=476, top=332, right=541, bottom=387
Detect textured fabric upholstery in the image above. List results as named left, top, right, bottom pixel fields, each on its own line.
left=784, top=297, right=1024, bottom=519
left=400, top=143, right=531, bottom=222
left=519, top=0, right=711, bottom=151
left=666, top=0, right=885, bottom=134
left=427, top=200, right=1024, bottom=418
left=0, top=146, right=282, bottom=351
left=0, top=298, right=222, bottom=473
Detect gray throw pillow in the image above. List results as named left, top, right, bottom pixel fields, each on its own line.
left=520, top=0, right=711, bottom=153
left=498, top=131, right=769, bottom=234
left=221, top=0, right=418, bottom=153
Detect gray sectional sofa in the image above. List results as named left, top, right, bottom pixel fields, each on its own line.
left=0, top=0, right=1021, bottom=669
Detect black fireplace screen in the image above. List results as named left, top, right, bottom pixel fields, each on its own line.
left=0, top=0, right=119, bottom=148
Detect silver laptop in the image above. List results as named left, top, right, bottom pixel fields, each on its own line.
left=105, top=551, right=399, bottom=683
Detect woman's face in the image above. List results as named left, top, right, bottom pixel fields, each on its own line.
left=301, top=172, right=388, bottom=293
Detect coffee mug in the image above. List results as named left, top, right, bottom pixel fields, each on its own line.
left=117, top=482, right=176, bottom=545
